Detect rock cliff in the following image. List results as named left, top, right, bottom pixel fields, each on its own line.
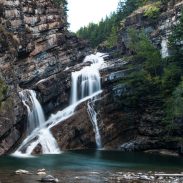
left=0, top=0, right=90, bottom=155
left=117, top=0, right=183, bottom=58
left=47, top=0, right=183, bottom=154
left=0, top=0, right=183, bottom=155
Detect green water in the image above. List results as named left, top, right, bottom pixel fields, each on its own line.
left=0, top=150, right=183, bottom=183
left=0, top=150, right=183, bottom=171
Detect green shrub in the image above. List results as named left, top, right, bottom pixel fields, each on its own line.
left=128, top=28, right=162, bottom=76
left=163, top=80, right=183, bottom=133
left=169, top=9, right=183, bottom=67
left=161, top=64, right=182, bottom=96
left=106, top=26, right=118, bottom=48
left=53, top=0, right=68, bottom=14
left=144, top=2, right=161, bottom=19
left=0, top=79, right=8, bottom=108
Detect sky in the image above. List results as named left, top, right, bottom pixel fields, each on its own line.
left=67, top=0, right=119, bottom=32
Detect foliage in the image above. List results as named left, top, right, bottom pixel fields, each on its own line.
left=116, top=0, right=140, bottom=21
left=144, top=2, right=161, bottom=19
left=128, top=28, right=162, bottom=76
left=76, top=0, right=144, bottom=48
left=121, top=70, right=161, bottom=108
left=161, top=64, right=182, bottom=96
left=163, top=80, right=183, bottom=133
left=53, top=0, right=68, bottom=14
left=170, top=81, right=183, bottom=118
left=76, top=0, right=183, bottom=135
left=0, top=79, right=8, bottom=108
left=169, top=9, right=183, bottom=66
left=76, top=0, right=167, bottom=48
left=106, top=26, right=118, bottom=48
left=76, top=13, right=117, bottom=48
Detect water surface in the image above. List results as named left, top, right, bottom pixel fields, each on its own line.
left=0, top=150, right=183, bottom=183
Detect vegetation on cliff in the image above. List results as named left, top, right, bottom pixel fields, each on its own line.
left=0, top=79, right=8, bottom=108
left=123, top=9, right=183, bottom=137
left=77, top=0, right=183, bottom=139
left=53, top=0, right=68, bottom=16
left=76, top=0, right=168, bottom=48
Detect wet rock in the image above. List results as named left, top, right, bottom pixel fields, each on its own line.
left=37, top=169, right=46, bottom=172
left=15, top=169, right=31, bottom=175
left=40, top=175, right=59, bottom=183
left=139, top=175, right=152, bottom=181
left=145, top=149, right=179, bottom=156
left=51, top=102, right=96, bottom=150
left=37, top=172, right=46, bottom=175
left=37, top=168, right=46, bottom=175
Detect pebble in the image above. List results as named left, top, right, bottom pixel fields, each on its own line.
left=139, top=175, right=151, bottom=180
left=40, top=175, right=59, bottom=183
left=37, top=168, right=46, bottom=175
left=37, top=169, right=46, bottom=172
left=37, top=172, right=46, bottom=175
left=15, top=169, right=31, bottom=175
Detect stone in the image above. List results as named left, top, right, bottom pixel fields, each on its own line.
left=15, top=169, right=31, bottom=175
left=40, top=175, right=59, bottom=183
left=51, top=102, right=96, bottom=150
left=37, top=172, right=46, bottom=175
left=37, top=169, right=46, bottom=172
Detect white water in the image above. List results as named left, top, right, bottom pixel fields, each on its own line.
left=71, top=53, right=105, bottom=104
left=14, top=90, right=60, bottom=156
left=87, top=97, right=102, bottom=148
left=19, top=90, right=45, bottom=134
left=14, top=53, right=106, bottom=156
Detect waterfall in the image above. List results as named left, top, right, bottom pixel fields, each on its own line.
left=14, top=90, right=60, bottom=156
left=70, top=53, right=104, bottom=148
left=14, top=53, right=106, bottom=156
left=71, top=52, right=104, bottom=104
left=19, top=90, right=45, bottom=134
left=87, top=97, right=102, bottom=148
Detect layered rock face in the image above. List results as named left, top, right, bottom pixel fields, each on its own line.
left=0, top=0, right=90, bottom=154
left=48, top=58, right=138, bottom=151
left=118, top=0, right=183, bottom=58
left=0, top=28, right=26, bottom=155
left=0, top=0, right=89, bottom=88
left=113, top=0, right=183, bottom=153
left=1, top=0, right=183, bottom=155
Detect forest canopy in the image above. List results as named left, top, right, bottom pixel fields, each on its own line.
left=76, top=0, right=168, bottom=48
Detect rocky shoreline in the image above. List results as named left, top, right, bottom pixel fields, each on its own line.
left=1, top=169, right=183, bottom=183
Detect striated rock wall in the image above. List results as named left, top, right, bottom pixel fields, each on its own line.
left=0, top=27, right=26, bottom=155
left=0, top=0, right=90, bottom=154
left=1, top=0, right=183, bottom=155
left=0, top=0, right=89, bottom=88
left=118, top=0, right=183, bottom=58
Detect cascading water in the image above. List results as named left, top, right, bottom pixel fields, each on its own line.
left=87, top=97, right=102, bottom=149
left=70, top=53, right=104, bottom=104
left=70, top=66, right=101, bottom=104
left=19, top=90, right=45, bottom=134
left=14, top=53, right=106, bottom=156
left=14, top=90, right=60, bottom=156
